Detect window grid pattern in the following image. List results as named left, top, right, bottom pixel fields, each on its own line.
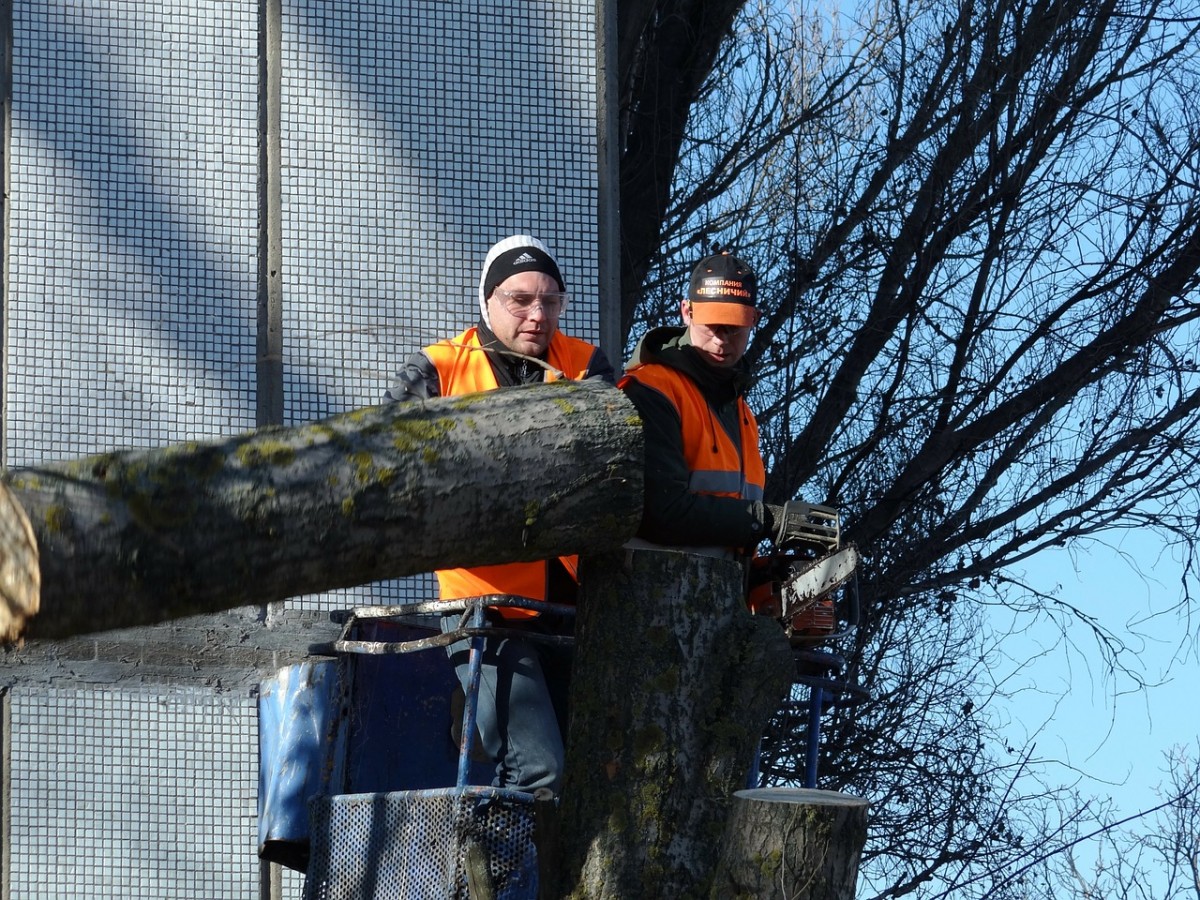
left=0, top=0, right=598, bottom=895
left=7, top=687, right=259, bottom=900
left=4, top=0, right=260, bottom=466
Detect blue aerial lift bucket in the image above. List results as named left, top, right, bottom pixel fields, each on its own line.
left=259, top=598, right=573, bottom=899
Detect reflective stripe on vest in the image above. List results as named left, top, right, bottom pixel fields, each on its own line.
left=689, top=468, right=765, bottom=500
left=425, top=327, right=598, bottom=615
left=620, top=362, right=766, bottom=504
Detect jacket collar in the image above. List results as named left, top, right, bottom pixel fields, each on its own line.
left=474, top=319, right=553, bottom=386
left=627, top=326, right=753, bottom=400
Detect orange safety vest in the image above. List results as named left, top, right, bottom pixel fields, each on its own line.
left=425, top=326, right=603, bottom=617
left=620, top=361, right=766, bottom=528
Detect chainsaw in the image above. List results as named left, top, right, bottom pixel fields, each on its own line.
left=748, top=501, right=859, bottom=645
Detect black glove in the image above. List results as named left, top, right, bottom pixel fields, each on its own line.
left=770, top=500, right=840, bottom=551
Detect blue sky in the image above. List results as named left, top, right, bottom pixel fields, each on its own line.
left=994, top=527, right=1198, bottom=857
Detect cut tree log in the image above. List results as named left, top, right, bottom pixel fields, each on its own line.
left=0, top=381, right=642, bottom=642
left=709, top=787, right=869, bottom=900
left=554, top=547, right=795, bottom=898
left=0, top=481, right=40, bottom=643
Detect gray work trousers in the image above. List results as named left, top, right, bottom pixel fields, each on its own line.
left=440, top=614, right=572, bottom=793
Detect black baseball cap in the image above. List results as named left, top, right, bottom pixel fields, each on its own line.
left=687, top=252, right=758, bottom=327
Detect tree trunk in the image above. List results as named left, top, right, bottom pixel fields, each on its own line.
left=554, top=547, right=794, bottom=899
left=709, top=788, right=869, bottom=900
left=0, top=381, right=643, bottom=641
left=616, top=0, right=749, bottom=341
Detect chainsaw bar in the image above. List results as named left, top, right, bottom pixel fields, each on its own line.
left=779, top=544, right=859, bottom=611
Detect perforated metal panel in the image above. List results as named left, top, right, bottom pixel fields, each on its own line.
left=303, top=790, right=538, bottom=900
left=6, top=687, right=259, bottom=899
left=279, top=0, right=601, bottom=426
left=0, top=0, right=601, bottom=896
left=5, top=0, right=259, bottom=465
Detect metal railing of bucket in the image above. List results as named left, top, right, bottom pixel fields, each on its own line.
left=301, top=596, right=575, bottom=900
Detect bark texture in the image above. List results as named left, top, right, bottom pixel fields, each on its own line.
left=709, top=788, right=869, bottom=900
left=555, top=548, right=794, bottom=899
left=0, top=381, right=642, bottom=641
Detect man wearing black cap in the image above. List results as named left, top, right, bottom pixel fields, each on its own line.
left=619, top=251, right=777, bottom=556
left=385, top=234, right=613, bottom=794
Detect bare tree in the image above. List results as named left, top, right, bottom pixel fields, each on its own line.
left=617, top=0, right=1200, bottom=894
left=1041, top=743, right=1200, bottom=899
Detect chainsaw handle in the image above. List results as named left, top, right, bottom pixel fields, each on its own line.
left=772, top=500, right=840, bottom=551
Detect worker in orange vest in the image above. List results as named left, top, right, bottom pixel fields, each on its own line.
left=385, top=234, right=613, bottom=793
left=621, top=251, right=843, bottom=638
left=620, top=251, right=782, bottom=556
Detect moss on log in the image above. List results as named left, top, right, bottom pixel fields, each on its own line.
left=0, top=381, right=642, bottom=641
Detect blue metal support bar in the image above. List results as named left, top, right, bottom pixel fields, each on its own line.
left=805, top=684, right=825, bottom=789
left=457, top=601, right=486, bottom=789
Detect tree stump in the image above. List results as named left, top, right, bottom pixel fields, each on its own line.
left=0, top=381, right=642, bottom=640
left=554, top=547, right=794, bottom=899
left=709, top=788, right=868, bottom=900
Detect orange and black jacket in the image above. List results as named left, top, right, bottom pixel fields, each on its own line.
left=384, top=322, right=614, bottom=616
left=619, top=326, right=769, bottom=554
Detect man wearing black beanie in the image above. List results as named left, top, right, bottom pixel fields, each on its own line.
left=384, top=234, right=613, bottom=795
